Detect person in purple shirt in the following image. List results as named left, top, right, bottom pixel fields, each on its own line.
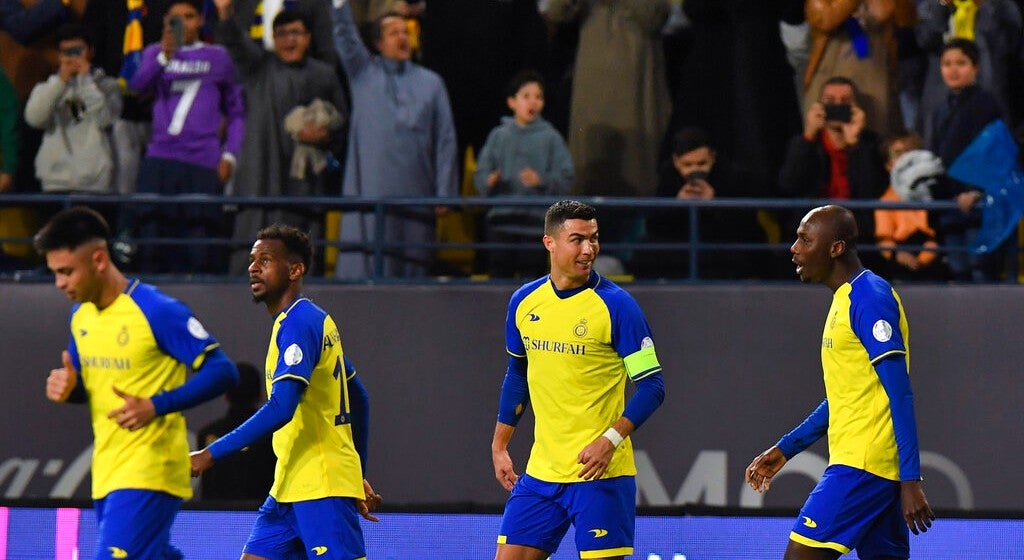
left=129, top=0, right=244, bottom=274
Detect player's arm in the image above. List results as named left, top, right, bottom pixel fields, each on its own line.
left=492, top=354, right=528, bottom=491
left=874, top=354, right=935, bottom=533
left=150, top=348, right=240, bottom=415
left=191, top=377, right=305, bottom=475
left=346, top=359, right=370, bottom=473
left=745, top=399, right=828, bottom=492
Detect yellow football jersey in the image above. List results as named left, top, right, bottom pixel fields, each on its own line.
left=506, top=273, right=661, bottom=483
left=265, top=298, right=364, bottom=502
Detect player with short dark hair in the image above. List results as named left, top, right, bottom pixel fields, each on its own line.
left=745, top=205, right=935, bottom=560
left=491, top=200, right=666, bottom=560
left=36, top=205, right=239, bottom=560
left=190, top=224, right=380, bottom=560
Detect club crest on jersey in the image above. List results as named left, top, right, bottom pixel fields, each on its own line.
left=284, top=343, right=304, bottom=366
left=573, top=318, right=588, bottom=338
left=187, top=317, right=210, bottom=340
left=872, top=319, right=893, bottom=342
left=117, top=325, right=129, bottom=346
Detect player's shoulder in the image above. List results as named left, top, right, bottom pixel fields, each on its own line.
left=849, top=269, right=899, bottom=304
left=128, top=279, right=191, bottom=316
left=280, top=297, right=329, bottom=328
left=592, top=274, right=642, bottom=313
left=509, top=275, right=550, bottom=308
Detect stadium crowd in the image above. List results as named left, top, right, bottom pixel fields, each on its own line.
left=2, top=0, right=1024, bottom=282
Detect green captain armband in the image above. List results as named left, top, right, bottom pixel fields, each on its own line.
left=623, top=345, right=661, bottom=381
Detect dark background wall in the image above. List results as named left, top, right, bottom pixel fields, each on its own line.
left=1, top=282, right=1020, bottom=511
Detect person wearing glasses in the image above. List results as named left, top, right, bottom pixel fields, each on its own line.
left=214, top=0, right=348, bottom=275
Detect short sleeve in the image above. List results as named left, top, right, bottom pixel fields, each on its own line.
left=850, top=283, right=907, bottom=364
left=134, top=285, right=220, bottom=370
left=272, top=306, right=323, bottom=385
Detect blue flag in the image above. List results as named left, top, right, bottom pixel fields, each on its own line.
left=947, top=119, right=1024, bottom=254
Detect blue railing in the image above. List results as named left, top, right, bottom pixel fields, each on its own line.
left=0, top=193, right=1017, bottom=283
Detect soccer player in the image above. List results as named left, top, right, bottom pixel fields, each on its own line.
left=35, top=206, right=239, bottom=560
left=745, top=205, right=935, bottom=560
left=491, top=200, right=666, bottom=560
left=190, top=225, right=380, bottom=560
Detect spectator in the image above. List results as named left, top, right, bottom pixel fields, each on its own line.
left=0, top=0, right=69, bottom=45
left=925, top=38, right=1004, bottom=281
left=640, top=126, right=768, bottom=280
left=780, top=75, right=888, bottom=255
left=223, top=0, right=340, bottom=69
left=804, top=0, right=917, bottom=137
left=331, top=0, right=458, bottom=279
left=543, top=0, right=672, bottom=273
left=129, top=0, right=244, bottom=274
left=25, top=24, right=121, bottom=197
left=0, top=66, right=15, bottom=194
left=83, top=0, right=177, bottom=197
left=875, top=131, right=947, bottom=280
left=196, top=362, right=276, bottom=501
left=669, top=0, right=804, bottom=197
left=0, top=66, right=34, bottom=271
left=473, top=70, right=573, bottom=279
left=215, top=0, right=347, bottom=275
left=915, top=0, right=1022, bottom=144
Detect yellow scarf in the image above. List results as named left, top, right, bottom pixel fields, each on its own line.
left=951, top=0, right=977, bottom=41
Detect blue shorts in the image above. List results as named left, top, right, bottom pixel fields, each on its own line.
left=791, top=464, right=909, bottom=558
left=94, top=489, right=183, bottom=560
left=497, top=473, right=635, bottom=559
left=244, top=496, right=366, bottom=560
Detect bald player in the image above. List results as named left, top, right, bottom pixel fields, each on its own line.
left=745, top=205, right=934, bottom=560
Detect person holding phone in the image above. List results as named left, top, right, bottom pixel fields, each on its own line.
left=639, top=126, right=767, bottom=280
left=128, top=0, right=244, bottom=274
left=25, top=23, right=122, bottom=198
left=779, top=76, right=888, bottom=265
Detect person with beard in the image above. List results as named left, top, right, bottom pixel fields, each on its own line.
left=191, top=225, right=380, bottom=560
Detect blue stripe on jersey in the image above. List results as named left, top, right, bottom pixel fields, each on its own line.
left=505, top=275, right=550, bottom=356
left=848, top=271, right=906, bottom=362
left=272, top=298, right=324, bottom=384
left=130, top=279, right=220, bottom=369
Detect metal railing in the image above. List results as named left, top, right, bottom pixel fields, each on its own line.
left=0, top=193, right=1018, bottom=283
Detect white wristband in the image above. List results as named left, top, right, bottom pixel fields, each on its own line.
left=602, top=427, right=624, bottom=448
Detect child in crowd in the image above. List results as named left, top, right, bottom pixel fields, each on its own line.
left=473, top=70, right=573, bottom=279
left=875, top=132, right=946, bottom=281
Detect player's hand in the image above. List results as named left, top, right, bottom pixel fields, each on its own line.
left=160, top=22, right=178, bottom=60
left=492, top=448, right=518, bottom=491
left=577, top=435, right=616, bottom=481
left=190, top=448, right=214, bottom=477
left=46, top=350, right=79, bottom=402
left=357, top=478, right=382, bottom=522
left=745, top=446, right=787, bottom=493
left=900, top=480, right=935, bottom=535
left=108, top=386, right=156, bottom=431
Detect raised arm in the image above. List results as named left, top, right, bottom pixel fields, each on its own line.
left=332, top=0, right=372, bottom=78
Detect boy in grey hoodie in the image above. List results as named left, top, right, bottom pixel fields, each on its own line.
left=25, top=23, right=121, bottom=194
left=473, top=70, right=574, bottom=278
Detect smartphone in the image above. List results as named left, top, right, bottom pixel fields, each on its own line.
left=685, top=170, right=709, bottom=185
left=61, top=45, right=85, bottom=57
left=169, top=16, right=184, bottom=49
left=824, top=103, right=852, bottom=123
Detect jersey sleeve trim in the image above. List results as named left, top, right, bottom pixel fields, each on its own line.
left=190, top=342, right=221, bottom=370
left=273, top=373, right=310, bottom=386
left=869, top=349, right=907, bottom=364
left=506, top=348, right=527, bottom=358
